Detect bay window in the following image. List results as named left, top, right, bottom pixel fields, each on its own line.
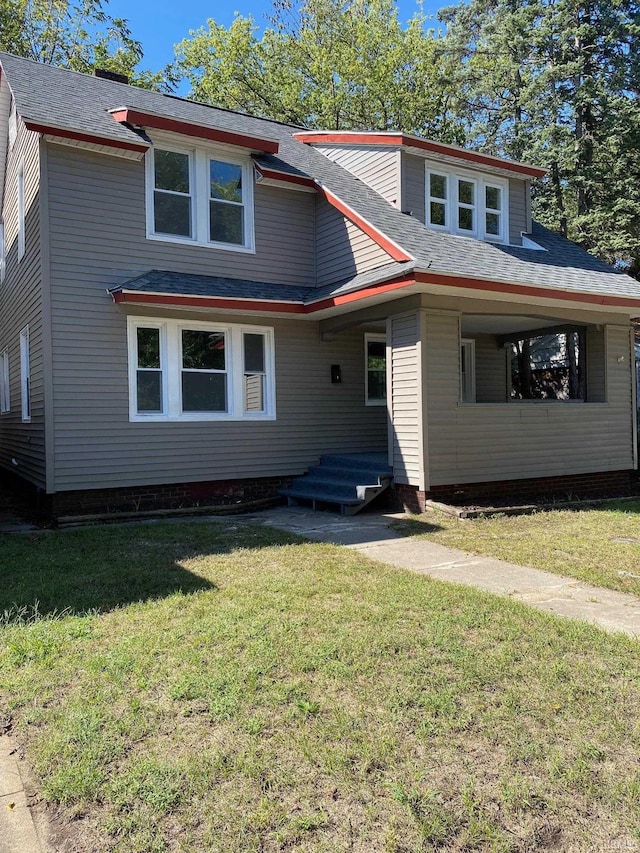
left=128, top=318, right=274, bottom=421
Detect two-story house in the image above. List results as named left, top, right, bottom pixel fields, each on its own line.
left=1, top=51, right=639, bottom=518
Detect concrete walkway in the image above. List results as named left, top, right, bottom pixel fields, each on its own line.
left=0, top=735, right=47, bottom=853
left=258, top=506, right=640, bottom=638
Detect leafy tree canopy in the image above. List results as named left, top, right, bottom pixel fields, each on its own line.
left=176, top=0, right=640, bottom=275
left=0, top=0, right=169, bottom=89
left=175, top=0, right=462, bottom=140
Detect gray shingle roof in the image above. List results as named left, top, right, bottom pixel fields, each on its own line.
left=3, top=51, right=640, bottom=303
left=113, top=263, right=416, bottom=306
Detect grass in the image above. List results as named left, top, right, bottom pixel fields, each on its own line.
left=393, top=499, right=640, bottom=598
left=2, top=519, right=640, bottom=851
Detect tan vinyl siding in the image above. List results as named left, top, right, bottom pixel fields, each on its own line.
left=586, top=327, right=606, bottom=402
left=50, top=310, right=387, bottom=490
left=389, top=312, right=423, bottom=486
left=0, top=119, right=44, bottom=488
left=315, top=197, right=393, bottom=285
left=316, top=146, right=400, bottom=205
left=474, top=334, right=508, bottom=403
left=46, top=144, right=315, bottom=288
left=509, top=178, right=528, bottom=244
left=401, top=153, right=426, bottom=223
left=45, top=144, right=388, bottom=491
left=425, top=314, right=634, bottom=486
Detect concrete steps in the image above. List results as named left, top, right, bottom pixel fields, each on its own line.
left=280, top=453, right=392, bottom=515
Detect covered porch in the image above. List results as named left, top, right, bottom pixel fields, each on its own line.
left=315, top=291, right=637, bottom=512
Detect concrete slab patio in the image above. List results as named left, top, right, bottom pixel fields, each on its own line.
left=258, top=506, right=640, bottom=638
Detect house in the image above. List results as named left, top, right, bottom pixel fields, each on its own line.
left=0, top=51, right=639, bottom=518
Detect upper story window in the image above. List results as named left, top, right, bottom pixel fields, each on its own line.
left=209, top=160, right=245, bottom=245
left=426, top=165, right=508, bottom=243
left=146, top=143, right=254, bottom=253
left=153, top=149, right=192, bottom=238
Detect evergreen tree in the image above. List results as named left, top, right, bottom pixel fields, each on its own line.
left=440, top=0, right=640, bottom=273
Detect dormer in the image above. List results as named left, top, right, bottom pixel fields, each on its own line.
left=296, top=131, right=546, bottom=247
left=109, top=107, right=281, bottom=255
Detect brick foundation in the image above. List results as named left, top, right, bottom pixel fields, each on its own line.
left=3, top=467, right=638, bottom=520
left=48, top=475, right=293, bottom=519
left=391, top=469, right=637, bottom=513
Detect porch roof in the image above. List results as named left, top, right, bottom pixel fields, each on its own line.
left=109, top=262, right=417, bottom=314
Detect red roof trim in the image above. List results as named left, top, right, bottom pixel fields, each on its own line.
left=258, top=167, right=316, bottom=189
left=112, top=268, right=640, bottom=316
left=414, top=270, right=640, bottom=308
left=110, top=108, right=280, bottom=154
left=24, top=121, right=148, bottom=153
left=112, top=290, right=306, bottom=314
left=294, top=132, right=547, bottom=179
left=315, top=184, right=413, bottom=262
left=306, top=276, right=417, bottom=311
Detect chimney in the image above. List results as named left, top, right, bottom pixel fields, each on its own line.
left=94, top=68, right=129, bottom=85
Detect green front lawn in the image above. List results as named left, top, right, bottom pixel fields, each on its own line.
left=2, top=521, right=640, bottom=851
left=392, top=500, right=640, bottom=598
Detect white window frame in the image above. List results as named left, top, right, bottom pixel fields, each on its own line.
left=425, top=163, right=509, bottom=243
left=149, top=146, right=195, bottom=242
left=484, top=181, right=504, bottom=241
left=460, top=338, right=476, bottom=403
left=19, top=325, right=30, bottom=422
left=127, top=317, right=275, bottom=422
left=17, top=165, right=25, bottom=261
left=365, top=333, right=387, bottom=406
left=145, top=142, right=255, bottom=254
left=456, top=176, right=478, bottom=236
left=0, top=347, right=9, bottom=413
left=426, top=170, right=450, bottom=231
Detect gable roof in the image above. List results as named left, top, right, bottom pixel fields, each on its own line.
left=2, top=51, right=640, bottom=310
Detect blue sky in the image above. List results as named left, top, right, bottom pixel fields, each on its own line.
left=108, top=0, right=447, bottom=75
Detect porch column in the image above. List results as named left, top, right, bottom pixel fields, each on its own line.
left=386, top=309, right=428, bottom=502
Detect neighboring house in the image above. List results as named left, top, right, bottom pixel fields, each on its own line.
left=0, top=51, right=639, bottom=517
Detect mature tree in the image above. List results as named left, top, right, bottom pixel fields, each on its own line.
left=440, top=0, right=640, bottom=273
left=0, top=0, right=169, bottom=89
left=175, top=0, right=461, bottom=139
